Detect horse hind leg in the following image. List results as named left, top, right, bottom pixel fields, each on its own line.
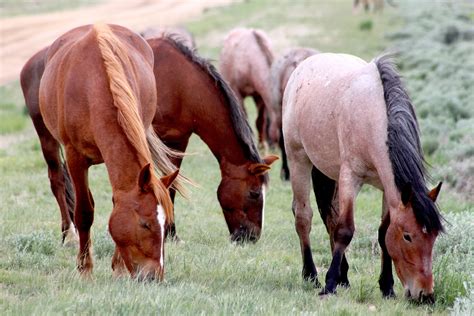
left=320, top=165, right=360, bottom=295
left=32, top=116, right=77, bottom=245
left=311, top=166, right=350, bottom=287
left=65, top=147, right=95, bottom=277
left=289, top=148, right=320, bottom=286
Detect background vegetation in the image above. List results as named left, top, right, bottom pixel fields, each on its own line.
left=0, top=0, right=472, bottom=314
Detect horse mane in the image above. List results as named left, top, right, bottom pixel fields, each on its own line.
left=94, top=23, right=175, bottom=221
left=252, top=30, right=274, bottom=67
left=161, top=36, right=264, bottom=167
left=375, top=55, right=443, bottom=233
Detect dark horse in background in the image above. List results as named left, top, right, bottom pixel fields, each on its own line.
left=21, top=35, right=277, bottom=245
left=283, top=53, right=443, bottom=303
left=22, top=24, right=186, bottom=280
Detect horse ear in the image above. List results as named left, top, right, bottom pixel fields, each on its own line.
left=160, top=169, right=180, bottom=189
left=263, top=155, right=279, bottom=166
left=138, top=163, right=152, bottom=192
left=248, top=163, right=271, bottom=176
left=401, top=182, right=413, bottom=206
left=428, top=182, right=442, bottom=202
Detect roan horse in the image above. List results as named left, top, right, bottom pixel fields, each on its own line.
left=269, top=47, right=319, bottom=180
left=148, top=37, right=278, bottom=242
left=21, top=24, right=185, bottom=280
left=220, top=28, right=275, bottom=151
left=283, top=53, right=443, bottom=303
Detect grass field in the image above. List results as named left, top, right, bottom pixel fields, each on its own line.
left=1, top=0, right=473, bottom=315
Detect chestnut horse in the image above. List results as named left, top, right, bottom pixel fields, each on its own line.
left=23, top=24, right=185, bottom=280
left=21, top=35, right=277, bottom=244
left=283, top=53, right=443, bottom=303
left=148, top=37, right=278, bottom=242
left=269, top=47, right=319, bottom=180
left=140, top=26, right=196, bottom=49
left=219, top=28, right=275, bottom=150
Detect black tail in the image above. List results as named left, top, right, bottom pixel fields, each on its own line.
left=375, top=55, right=443, bottom=233
left=311, top=167, right=338, bottom=232
left=60, top=148, right=75, bottom=223
left=252, top=30, right=274, bottom=67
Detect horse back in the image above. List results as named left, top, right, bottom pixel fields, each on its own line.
left=283, top=53, right=389, bottom=184
left=39, top=24, right=156, bottom=162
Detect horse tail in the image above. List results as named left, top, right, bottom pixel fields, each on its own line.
left=146, top=128, right=192, bottom=197
left=60, top=148, right=75, bottom=222
left=252, top=30, right=274, bottom=67
left=94, top=23, right=176, bottom=221
left=375, top=54, right=443, bottom=233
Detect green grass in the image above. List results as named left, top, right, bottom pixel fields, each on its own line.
left=0, top=83, right=28, bottom=134
left=1, top=0, right=473, bottom=314
left=0, top=0, right=101, bottom=17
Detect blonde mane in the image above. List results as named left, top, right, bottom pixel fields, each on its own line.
left=94, top=23, right=177, bottom=221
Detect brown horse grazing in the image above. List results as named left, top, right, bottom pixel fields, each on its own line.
left=219, top=28, right=275, bottom=150
left=283, top=53, right=444, bottom=303
left=269, top=47, right=319, bottom=180
left=148, top=37, right=278, bottom=242
left=140, top=26, right=196, bottom=49
left=24, top=24, right=185, bottom=280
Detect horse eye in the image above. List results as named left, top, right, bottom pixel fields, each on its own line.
left=249, top=190, right=261, bottom=199
left=403, top=233, right=412, bottom=243
left=139, top=220, right=151, bottom=230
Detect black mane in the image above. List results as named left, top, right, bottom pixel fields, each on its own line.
left=162, top=36, right=263, bottom=165
left=375, top=55, right=444, bottom=233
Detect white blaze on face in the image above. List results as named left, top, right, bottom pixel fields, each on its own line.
left=157, top=205, right=166, bottom=269
left=261, top=185, right=266, bottom=232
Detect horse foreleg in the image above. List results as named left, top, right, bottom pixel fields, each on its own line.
left=311, top=166, right=350, bottom=287
left=378, top=194, right=396, bottom=298
left=66, top=147, right=94, bottom=277
left=162, top=138, right=189, bottom=242
left=289, top=152, right=320, bottom=286
left=320, top=166, right=359, bottom=295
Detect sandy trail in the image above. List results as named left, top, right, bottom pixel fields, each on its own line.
left=0, top=0, right=235, bottom=85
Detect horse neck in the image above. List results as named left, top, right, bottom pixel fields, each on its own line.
left=101, top=137, right=146, bottom=193
left=192, top=92, right=250, bottom=169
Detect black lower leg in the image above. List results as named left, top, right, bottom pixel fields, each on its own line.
left=280, top=131, right=290, bottom=180
left=338, top=254, right=350, bottom=287
left=302, top=245, right=320, bottom=287
left=320, top=250, right=343, bottom=295
left=378, top=215, right=395, bottom=298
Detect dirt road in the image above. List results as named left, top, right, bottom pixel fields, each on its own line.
left=0, top=0, right=236, bottom=85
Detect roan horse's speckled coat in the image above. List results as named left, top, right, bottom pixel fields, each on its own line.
left=283, top=53, right=443, bottom=303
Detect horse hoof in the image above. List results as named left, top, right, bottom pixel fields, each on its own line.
left=319, top=287, right=337, bottom=296
left=382, top=289, right=396, bottom=299
left=62, top=224, right=79, bottom=247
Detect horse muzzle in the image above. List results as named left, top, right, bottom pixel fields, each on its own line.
left=230, top=225, right=261, bottom=243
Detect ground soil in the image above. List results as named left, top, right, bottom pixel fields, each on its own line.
left=0, top=0, right=236, bottom=85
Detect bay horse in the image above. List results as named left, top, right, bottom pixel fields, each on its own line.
left=269, top=47, right=319, bottom=180
left=23, top=24, right=186, bottom=280
left=148, top=37, right=278, bottom=242
left=283, top=53, right=443, bottom=303
left=219, top=28, right=275, bottom=151
left=140, top=26, right=196, bottom=49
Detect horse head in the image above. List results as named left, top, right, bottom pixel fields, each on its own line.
left=217, top=155, right=278, bottom=243
left=385, top=182, right=443, bottom=304
left=109, top=164, right=178, bottom=281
